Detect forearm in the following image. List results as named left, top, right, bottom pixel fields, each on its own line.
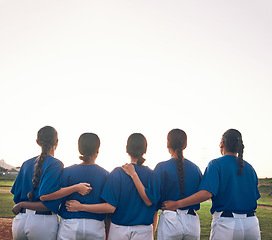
left=131, top=173, right=152, bottom=206
left=77, top=203, right=116, bottom=214
left=19, top=201, right=49, bottom=211
left=177, top=190, right=212, bottom=208
left=40, top=185, right=78, bottom=201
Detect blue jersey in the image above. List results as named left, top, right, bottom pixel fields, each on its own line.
left=101, top=164, right=156, bottom=226
left=58, top=164, right=109, bottom=221
left=199, top=155, right=260, bottom=214
left=11, top=155, right=63, bottom=213
left=146, top=158, right=202, bottom=210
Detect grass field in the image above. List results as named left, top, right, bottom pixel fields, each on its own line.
left=1, top=177, right=271, bottom=239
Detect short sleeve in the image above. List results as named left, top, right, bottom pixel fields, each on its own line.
left=11, top=165, right=24, bottom=203
left=38, top=161, right=63, bottom=196
left=145, top=165, right=162, bottom=206
left=58, top=168, right=70, bottom=188
left=100, top=169, right=121, bottom=208
left=198, top=160, right=220, bottom=197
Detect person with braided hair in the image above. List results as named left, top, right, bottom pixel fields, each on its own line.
left=11, top=126, right=90, bottom=240
left=162, top=129, right=261, bottom=240
left=66, top=133, right=158, bottom=240
left=122, top=129, right=202, bottom=240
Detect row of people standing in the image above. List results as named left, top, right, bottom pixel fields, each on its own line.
left=11, top=126, right=261, bottom=240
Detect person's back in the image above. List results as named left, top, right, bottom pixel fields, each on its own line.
left=101, top=164, right=155, bottom=226
left=57, top=132, right=108, bottom=240
left=58, top=164, right=108, bottom=220
left=147, top=158, right=202, bottom=210
left=201, top=155, right=259, bottom=215
left=11, top=126, right=63, bottom=240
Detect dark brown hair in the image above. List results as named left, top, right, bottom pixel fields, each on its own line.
left=28, top=126, right=58, bottom=201
left=126, top=133, right=147, bottom=166
left=167, top=129, right=187, bottom=198
left=222, top=129, right=244, bottom=175
left=78, top=133, right=100, bottom=162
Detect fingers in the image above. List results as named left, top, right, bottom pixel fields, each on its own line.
left=65, top=201, right=73, bottom=211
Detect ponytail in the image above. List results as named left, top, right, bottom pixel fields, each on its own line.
left=137, top=156, right=146, bottom=166
left=167, top=129, right=187, bottom=199
left=175, top=147, right=184, bottom=198
left=127, top=133, right=147, bottom=166
left=28, top=126, right=58, bottom=201
left=28, top=148, right=49, bottom=201
left=222, top=129, right=244, bottom=176
left=237, top=137, right=244, bottom=175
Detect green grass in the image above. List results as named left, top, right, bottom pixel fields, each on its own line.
left=258, top=178, right=272, bottom=185
left=198, top=202, right=212, bottom=240
left=0, top=179, right=15, bottom=218
left=256, top=208, right=272, bottom=240
left=0, top=193, right=14, bottom=218
left=258, top=178, right=272, bottom=207
left=0, top=180, right=14, bottom=187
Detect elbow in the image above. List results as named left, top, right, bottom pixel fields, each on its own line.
left=40, top=195, right=49, bottom=201
left=108, top=205, right=116, bottom=213
left=201, top=190, right=213, bottom=200
left=39, top=195, right=46, bottom=201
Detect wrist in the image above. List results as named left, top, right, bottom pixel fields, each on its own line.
left=78, top=204, right=85, bottom=211
left=130, top=172, right=137, bottom=179
left=74, top=184, right=80, bottom=192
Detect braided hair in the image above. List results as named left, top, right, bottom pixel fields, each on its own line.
left=167, top=129, right=187, bottom=198
left=126, top=133, right=147, bottom=166
left=222, top=129, right=244, bottom=175
left=78, top=133, right=100, bottom=162
left=28, top=126, right=58, bottom=201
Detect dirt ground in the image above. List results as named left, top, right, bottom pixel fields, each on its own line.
left=0, top=218, right=12, bottom=240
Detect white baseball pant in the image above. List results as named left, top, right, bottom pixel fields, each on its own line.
left=12, top=209, right=59, bottom=240
left=108, top=222, right=153, bottom=240
left=210, top=211, right=261, bottom=240
left=57, top=217, right=106, bottom=240
left=157, top=209, right=200, bottom=240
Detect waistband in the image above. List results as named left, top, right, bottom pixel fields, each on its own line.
left=213, top=211, right=255, bottom=219
left=20, top=208, right=53, bottom=215
left=176, top=208, right=196, bottom=216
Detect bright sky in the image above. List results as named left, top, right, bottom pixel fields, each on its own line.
left=0, top=0, right=271, bottom=178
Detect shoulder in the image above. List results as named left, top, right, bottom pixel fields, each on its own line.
left=184, top=158, right=199, bottom=168
left=184, top=158, right=202, bottom=173
left=207, top=157, right=222, bottom=167
left=155, top=159, right=173, bottom=169
left=136, top=164, right=152, bottom=172
left=243, top=159, right=254, bottom=169
left=109, top=167, right=123, bottom=176
left=94, top=164, right=110, bottom=175
left=242, top=160, right=258, bottom=174
left=43, top=156, right=64, bottom=171
left=63, top=164, right=77, bottom=173
left=21, top=156, right=37, bottom=166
